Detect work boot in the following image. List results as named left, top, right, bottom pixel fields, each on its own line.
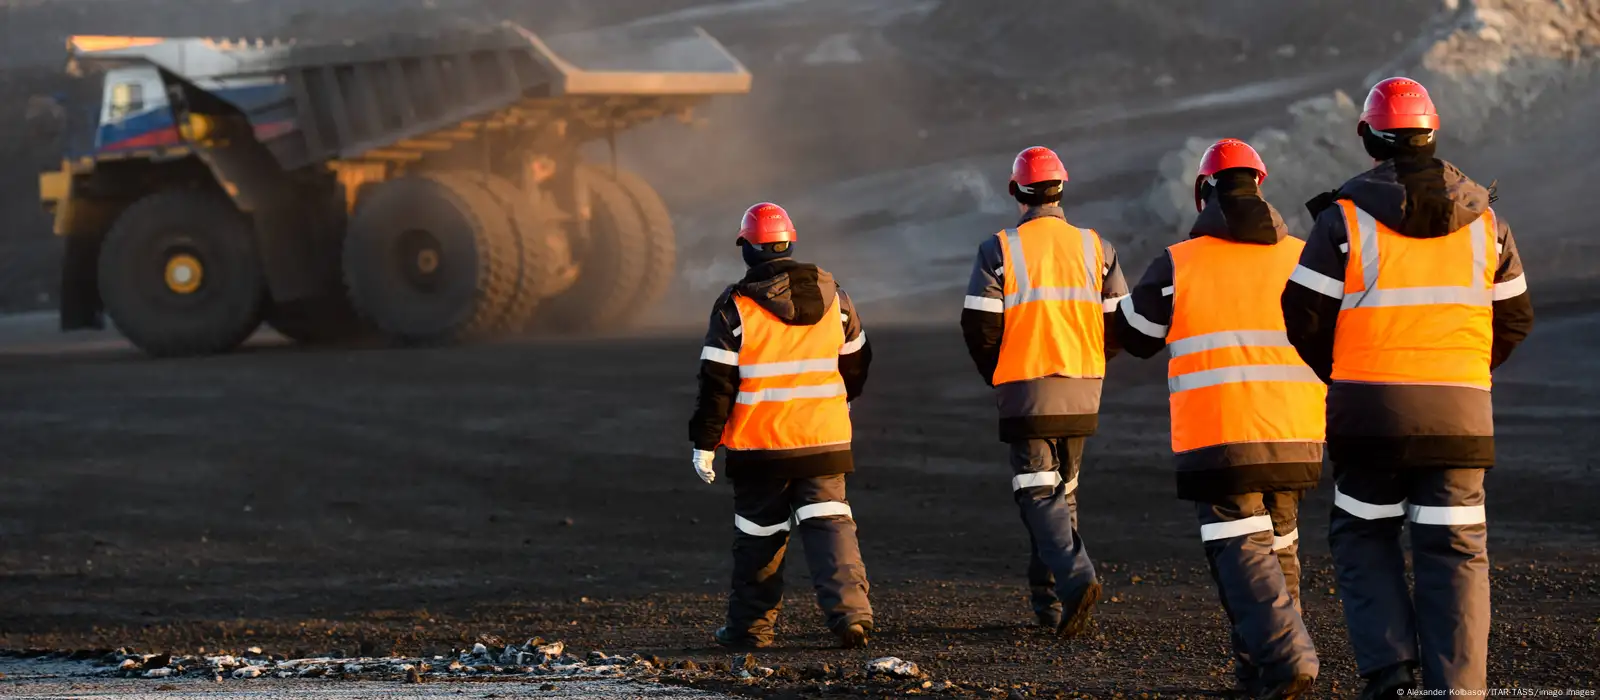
left=1256, top=674, right=1315, bottom=700
left=1035, top=606, right=1063, bottom=630
left=1230, top=661, right=1260, bottom=698
left=1056, top=580, right=1102, bottom=639
left=712, top=626, right=771, bottom=650
left=1358, top=662, right=1416, bottom=700
left=834, top=621, right=871, bottom=649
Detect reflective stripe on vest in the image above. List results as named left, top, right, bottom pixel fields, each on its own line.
left=1331, top=200, right=1495, bottom=390
left=721, top=294, right=852, bottom=452
left=1166, top=236, right=1326, bottom=454
left=992, top=218, right=1107, bottom=385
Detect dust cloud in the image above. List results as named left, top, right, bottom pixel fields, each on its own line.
left=1, top=0, right=1593, bottom=326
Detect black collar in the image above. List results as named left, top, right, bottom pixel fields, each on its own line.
left=1018, top=205, right=1066, bottom=226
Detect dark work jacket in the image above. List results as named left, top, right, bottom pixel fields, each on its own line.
left=1281, top=160, right=1534, bottom=468
left=1113, top=190, right=1323, bottom=500
left=688, top=259, right=871, bottom=479
left=959, top=205, right=1130, bottom=442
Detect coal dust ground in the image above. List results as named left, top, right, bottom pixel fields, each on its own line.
left=0, top=315, right=1597, bottom=697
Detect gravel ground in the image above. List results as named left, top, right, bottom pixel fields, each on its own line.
left=0, top=310, right=1597, bottom=697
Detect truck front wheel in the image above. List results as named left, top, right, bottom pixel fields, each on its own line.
left=97, top=189, right=265, bottom=357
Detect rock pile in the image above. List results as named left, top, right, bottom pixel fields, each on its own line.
left=1144, top=0, right=1600, bottom=233
left=1378, top=0, right=1600, bottom=144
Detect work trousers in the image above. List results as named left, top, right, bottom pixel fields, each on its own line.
left=725, top=474, right=871, bottom=644
left=1195, top=491, right=1318, bottom=688
left=1010, top=437, right=1097, bottom=616
left=1329, top=464, right=1489, bottom=691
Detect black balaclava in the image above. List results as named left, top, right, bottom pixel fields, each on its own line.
left=1009, top=180, right=1064, bottom=207
left=741, top=240, right=794, bottom=268
left=1361, top=124, right=1453, bottom=238
left=1211, top=168, right=1278, bottom=243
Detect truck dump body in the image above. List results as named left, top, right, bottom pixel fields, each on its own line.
left=48, top=21, right=747, bottom=357
left=64, top=22, right=751, bottom=170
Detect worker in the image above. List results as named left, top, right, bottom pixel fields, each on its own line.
left=960, top=146, right=1128, bottom=637
left=687, top=202, right=874, bottom=650
left=1114, top=139, right=1321, bottom=699
left=1281, top=77, right=1534, bottom=696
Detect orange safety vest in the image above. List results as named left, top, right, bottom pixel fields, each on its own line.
left=1331, top=200, right=1495, bottom=389
left=1167, top=236, right=1326, bottom=454
left=721, top=294, right=852, bottom=452
left=992, top=217, right=1107, bottom=385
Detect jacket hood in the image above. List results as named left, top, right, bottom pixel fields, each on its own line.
left=735, top=259, right=836, bottom=326
left=1336, top=159, right=1490, bottom=238
left=1189, top=188, right=1288, bottom=245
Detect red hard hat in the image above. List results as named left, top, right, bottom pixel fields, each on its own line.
left=1197, top=138, right=1267, bottom=180
left=736, top=202, right=796, bottom=246
left=1360, top=77, right=1440, bottom=132
left=1010, top=146, right=1068, bottom=187
left=1194, top=139, right=1267, bottom=212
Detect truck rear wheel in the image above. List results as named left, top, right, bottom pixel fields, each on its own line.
left=472, top=173, right=574, bottom=331
left=537, top=165, right=650, bottom=331
left=98, top=189, right=264, bottom=357
left=598, top=167, right=677, bottom=326
left=342, top=172, right=518, bottom=345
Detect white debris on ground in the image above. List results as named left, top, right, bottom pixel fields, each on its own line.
left=2, top=645, right=942, bottom=698
left=0, top=644, right=737, bottom=699
left=866, top=655, right=922, bottom=678
left=3, top=676, right=729, bottom=700
left=3, top=638, right=665, bottom=685
left=1143, top=0, right=1600, bottom=233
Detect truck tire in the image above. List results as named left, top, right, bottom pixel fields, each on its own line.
left=341, top=172, right=518, bottom=345
left=595, top=167, right=677, bottom=326
left=537, top=164, right=649, bottom=331
left=471, top=173, right=573, bottom=331
left=97, top=189, right=264, bottom=357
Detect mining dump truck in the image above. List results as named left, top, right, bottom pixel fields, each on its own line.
left=36, top=24, right=751, bottom=356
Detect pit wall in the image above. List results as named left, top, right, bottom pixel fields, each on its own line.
left=1144, top=0, right=1600, bottom=235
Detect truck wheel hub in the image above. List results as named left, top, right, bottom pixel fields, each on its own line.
left=417, top=249, right=440, bottom=274
left=164, top=253, right=204, bottom=294
left=396, top=229, right=443, bottom=289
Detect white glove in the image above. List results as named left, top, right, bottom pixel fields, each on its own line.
left=692, top=448, right=717, bottom=484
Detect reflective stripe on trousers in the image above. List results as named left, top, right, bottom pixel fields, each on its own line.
left=1199, top=517, right=1300, bottom=552
left=1334, top=488, right=1487, bottom=525
left=1012, top=470, right=1080, bottom=495
left=734, top=501, right=855, bottom=536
